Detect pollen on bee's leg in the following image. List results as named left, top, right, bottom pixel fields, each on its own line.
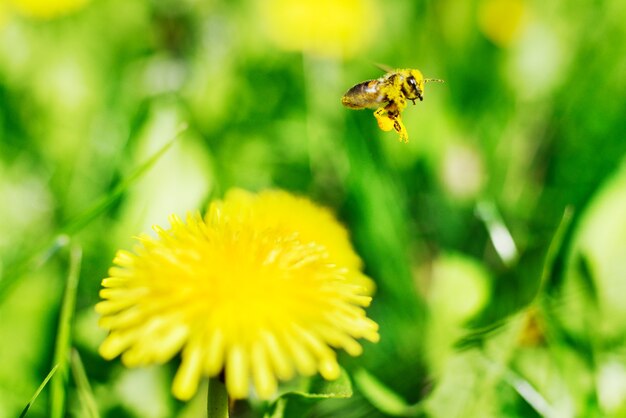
left=374, top=108, right=394, bottom=132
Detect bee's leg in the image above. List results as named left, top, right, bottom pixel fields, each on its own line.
left=386, top=106, right=399, bottom=119
left=393, top=118, right=409, bottom=143
left=374, top=106, right=409, bottom=142
left=392, top=116, right=409, bottom=143
left=381, top=107, right=406, bottom=142
left=374, top=107, right=386, bottom=118
left=383, top=103, right=408, bottom=142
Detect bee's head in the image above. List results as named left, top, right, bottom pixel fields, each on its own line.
left=406, top=69, right=444, bottom=104
left=406, top=70, right=425, bottom=102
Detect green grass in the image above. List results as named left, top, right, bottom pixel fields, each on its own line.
left=2, top=0, right=626, bottom=416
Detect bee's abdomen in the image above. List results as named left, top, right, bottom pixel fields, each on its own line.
left=341, top=80, right=385, bottom=109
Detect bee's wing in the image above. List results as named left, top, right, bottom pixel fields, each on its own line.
left=373, top=63, right=395, bottom=74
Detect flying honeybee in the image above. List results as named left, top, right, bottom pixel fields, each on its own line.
left=341, top=67, right=443, bottom=142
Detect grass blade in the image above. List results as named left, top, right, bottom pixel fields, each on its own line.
left=475, top=200, right=519, bottom=267
left=19, top=365, right=59, bottom=418
left=50, top=245, right=82, bottom=418
left=71, top=349, right=101, bottom=418
left=0, top=124, right=186, bottom=300
left=502, top=368, right=554, bottom=417
left=353, top=368, right=423, bottom=417
left=62, top=123, right=187, bottom=235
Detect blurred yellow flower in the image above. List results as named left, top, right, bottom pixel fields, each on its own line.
left=9, top=0, right=89, bottom=19
left=477, top=0, right=527, bottom=47
left=96, top=189, right=379, bottom=401
left=259, top=0, right=379, bottom=58
left=0, top=3, right=7, bottom=26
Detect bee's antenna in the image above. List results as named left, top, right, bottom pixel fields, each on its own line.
left=425, top=78, right=445, bottom=83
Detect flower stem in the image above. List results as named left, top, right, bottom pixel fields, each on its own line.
left=207, top=377, right=229, bottom=418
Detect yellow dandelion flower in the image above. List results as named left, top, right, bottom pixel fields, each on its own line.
left=9, top=0, right=90, bottom=19
left=477, top=0, right=528, bottom=47
left=259, top=0, right=379, bottom=58
left=96, top=189, right=379, bottom=401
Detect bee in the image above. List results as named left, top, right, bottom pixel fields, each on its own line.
left=341, top=68, right=443, bottom=142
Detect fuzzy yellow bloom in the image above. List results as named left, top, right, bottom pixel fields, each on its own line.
left=477, top=0, right=527, bottom=47
left=96, top=189, right=379, bottom=400
left=259, top=0, right=379, bottom=58
left=9, top=0, right=89, bottom=19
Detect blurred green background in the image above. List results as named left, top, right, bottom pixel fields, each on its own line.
left=1, top=0, right=626, bottom=416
